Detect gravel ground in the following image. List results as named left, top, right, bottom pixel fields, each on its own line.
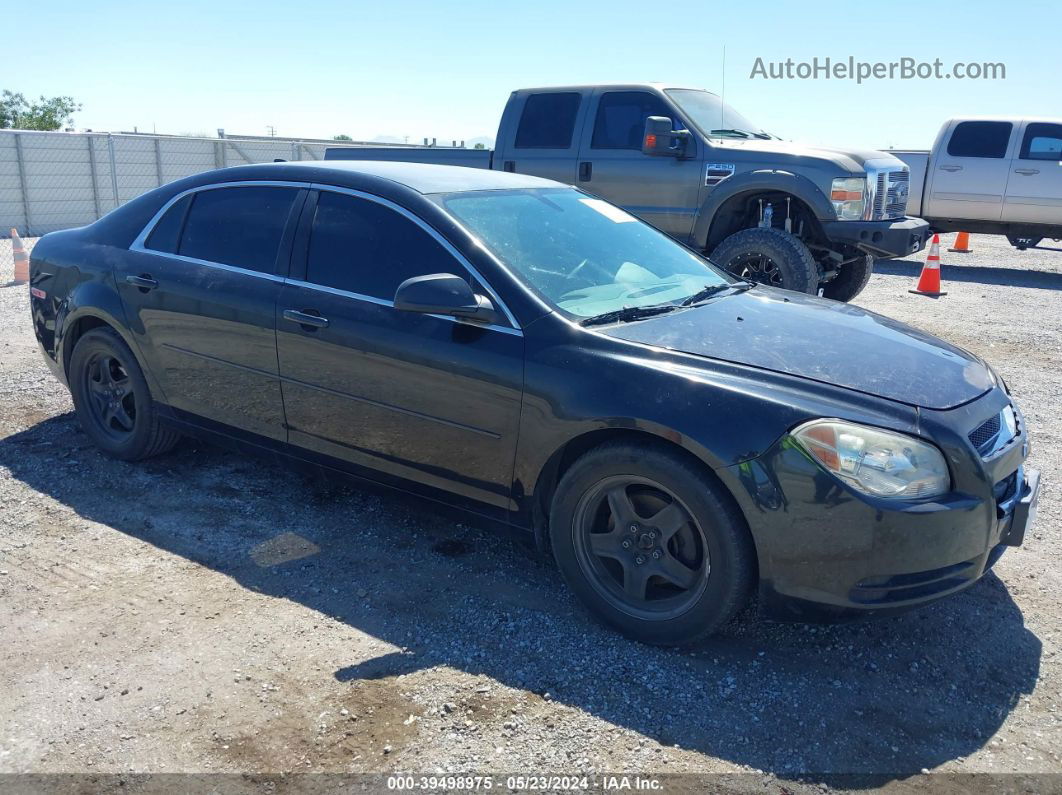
left=0, top=233, right=1060, bottom=792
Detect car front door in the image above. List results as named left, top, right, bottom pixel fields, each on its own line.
left=927, top=120, right=1016, bottom=221
left=275, top=188, right=524, bottom=517
left=120, top=182, right=306, bottom=440
left=575, top=90, right=704, bottom=241
left=1003, top=121, right=1062, bottom=225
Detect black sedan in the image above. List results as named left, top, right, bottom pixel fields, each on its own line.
left=28, top=161, right=1039, bottom=645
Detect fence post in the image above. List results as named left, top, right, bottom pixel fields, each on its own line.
left=87, top=135, right=102, bottom=219
left=107, top=134, right=119, bottom=209
left=290, top=141, right=298, bottom=161
left=13, top=132, right=32, bottom=236
left=154, top=137, right=164, bottom=186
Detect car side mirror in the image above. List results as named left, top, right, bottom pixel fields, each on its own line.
left=394, top=273, right=499, bottom=325
left=642, top=116, right=691, bottom=158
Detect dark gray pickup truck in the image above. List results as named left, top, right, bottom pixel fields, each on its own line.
left=326, top=83, right=931, bottom=300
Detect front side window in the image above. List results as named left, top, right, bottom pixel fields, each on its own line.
left=1020, top=122, right=1062, bottom=161
left=178, top=186, right=299, bottom=273
left=305, top=191, right=461, bottom=301
left=513, top=92, right=581, bottom=149
left=946, top=121, right=1013, bottom=159
left=591, top=92, right=677, bottom=150
left=438, top=188, right=729, bottom=319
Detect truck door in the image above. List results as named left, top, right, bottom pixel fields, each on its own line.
left=927, top=120, right=1016, bottom=221
left=574, top=89, right=703, bottom=242
left=1002, top=121, right=1062, bottom=225
left=493, top=91, right=586, bottom=184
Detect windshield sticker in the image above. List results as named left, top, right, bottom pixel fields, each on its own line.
left=579, top=198, right=636, bottom=223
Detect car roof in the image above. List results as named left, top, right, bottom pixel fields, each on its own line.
left=224, top=160, right=561, bottom=194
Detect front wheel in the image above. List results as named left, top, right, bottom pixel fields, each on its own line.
left=821, top=254, right=874, bottom=302
left=549, top=442, right=756, bottom=646
left=709, top=226, right=820, bottom=295
left=69, top=327, right=180, bottom=461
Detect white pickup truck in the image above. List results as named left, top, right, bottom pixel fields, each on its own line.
left=892, top=117, right=1062, bottom=249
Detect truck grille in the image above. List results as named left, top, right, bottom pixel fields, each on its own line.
left=874, top=170, right=909, bottom=220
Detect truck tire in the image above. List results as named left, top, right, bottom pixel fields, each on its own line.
left=1007, top=236, right=1042, bottom=251
left=709, top=227, right=819, bottom=295
left=821, top=254, right=874, bottom=302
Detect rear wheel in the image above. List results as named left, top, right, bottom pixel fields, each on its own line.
left=549, top=442, right=756, bottom=646
left=821, top=253, right=874, bottom=302
left=1007, top=235, right=1042, bottom=251
left=709, top=227, right=820, bottom=295
left=69, top=327, right=180, bottom=461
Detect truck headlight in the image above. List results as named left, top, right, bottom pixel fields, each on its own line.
left=791, top=419, right=950, bottom=499
left=830, top=177, right=866, bottom=220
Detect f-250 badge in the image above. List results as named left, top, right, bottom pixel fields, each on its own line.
left=705, top=163, right=735, bottom=186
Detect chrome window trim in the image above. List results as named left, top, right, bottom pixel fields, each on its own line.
left=130, top=179, right=522, bottom=333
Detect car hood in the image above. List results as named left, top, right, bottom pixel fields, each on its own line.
left=710, top=138, right=902, bottom=172
left=597, top=288, right=994, bottom=410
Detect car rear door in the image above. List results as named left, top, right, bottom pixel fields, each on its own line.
left=494, top=91, right=586, bottom=184
left=121, top=182, right=306, bottom=440
left=926, top=120, right=1016, bottom=221
left=274, top=188, right=524, bottom=517
left=574, top=89, right=703, bottom=241
left=1002, top=121, right=1062, bottom=225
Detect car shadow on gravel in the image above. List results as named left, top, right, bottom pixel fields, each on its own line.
left=873, top=259, right=1062, bottom=291
left=0, top=414, right=1043, bottom=786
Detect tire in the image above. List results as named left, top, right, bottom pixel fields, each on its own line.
left=69, top=327, right=180, bottom=461
left=549, top=442, right=756, bottom=646
left=1007, top=236, right=1042, bottom=251
left=709, top=227, right=820, bottom=295
left=821, top=253, right=874, bottom=302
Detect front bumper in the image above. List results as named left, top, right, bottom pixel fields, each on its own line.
left=720, top=392, right=1038, bottom=622
left=822, top=216, right=931, bottom=259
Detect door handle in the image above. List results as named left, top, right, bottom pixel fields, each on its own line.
left=125, top=274, right=158, bottom=291
left=578, top=161, right=592, bottom=181
left=939, top=164, right=963, bottom=172
left=1014, top=168, right=1040, bottom=175
left=282, top=309, right=329, bottom=329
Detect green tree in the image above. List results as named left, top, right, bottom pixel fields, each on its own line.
left=1, top=90, right=81, bottom=130
left=333, top=134, right=353, bottom=141
left=473, top=142, right=486, bottom=150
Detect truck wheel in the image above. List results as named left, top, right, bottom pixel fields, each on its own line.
left=1007, top=236, right=1042, bottom=251
left=821, top=254, right=874, bottom=302
left=709, top=227, right=819, bottom=294
left=548, top=441, right=756, bottom=646
left=69, top=327, right=181, bottom=461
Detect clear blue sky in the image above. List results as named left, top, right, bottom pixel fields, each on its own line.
left=11, top=0, right=1056, bottom=150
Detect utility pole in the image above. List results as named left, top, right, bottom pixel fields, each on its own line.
left=266, top=125, right=276, bottom=137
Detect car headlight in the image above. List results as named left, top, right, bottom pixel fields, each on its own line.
left=830, top=177, right=866, bottom=221
left=791, top=419, right=950, bottom=499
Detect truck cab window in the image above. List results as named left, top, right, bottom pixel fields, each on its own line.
left=305, top=191, right=461, bottom=301
left=513, top=93, right=581, bottom=149
left=1020, top=123, right=1062, bottom=161
left=591, top=92, right=675, bottom=150
left=946, top=121, right=1013, bottom=158
left=178, top=186, right=299, bottom=273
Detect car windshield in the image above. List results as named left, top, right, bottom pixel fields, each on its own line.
left=437, top=188, right=732, bottom=319
left=665, top=89, right=771, bottom=139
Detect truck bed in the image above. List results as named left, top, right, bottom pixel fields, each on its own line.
left=324, top=147, right=492, bottom=168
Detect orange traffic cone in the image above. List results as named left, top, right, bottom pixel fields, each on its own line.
left=948, top=231, right=972, bottom=253
left=9, top=228, right=29, bottom=286
left=910, top=234, right=947, bottom=297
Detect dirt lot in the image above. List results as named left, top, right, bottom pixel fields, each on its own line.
left=1, top=234, right=1060, bottom=792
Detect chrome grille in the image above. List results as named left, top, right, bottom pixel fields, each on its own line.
left=884, top=171, right=909, bottom=218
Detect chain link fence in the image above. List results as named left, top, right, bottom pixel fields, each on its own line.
left=0, top=130, right=422, bottom=237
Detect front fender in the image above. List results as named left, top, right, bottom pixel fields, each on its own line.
left=691, top=169, right=837, bottom=251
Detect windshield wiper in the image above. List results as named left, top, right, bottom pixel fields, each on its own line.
left=708, top=128, right=750, bottom=139
left=679, top=281, right=753, bottom=307
left=580, top=304, right=678, bottom=327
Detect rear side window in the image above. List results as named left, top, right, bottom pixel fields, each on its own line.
left=514, top=93, right=581, bottom=149
left=592, top=91, right=675, bottom=150
left=305, top=191, right=460, bottom=301
left=1020, top=122, right=1062, bottom=161
left=144, top=194, right=191, bottom=253
left=178, top=186, right=299, bottom=273
left=946, top=121, right=1012, bottom=159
